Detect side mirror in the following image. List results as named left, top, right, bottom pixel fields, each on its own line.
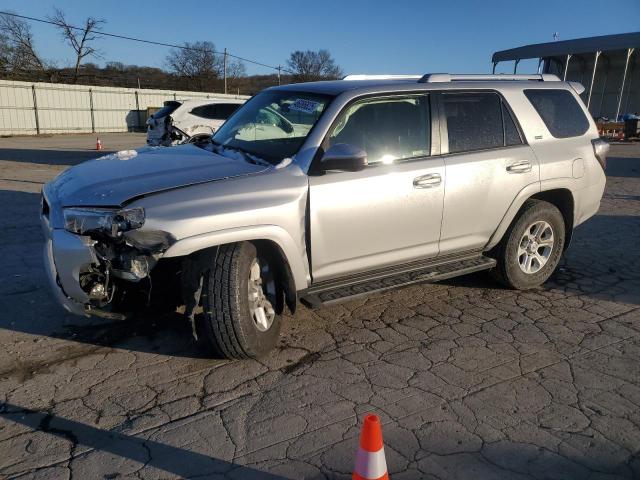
left=320, top=143, right=368, bottom=172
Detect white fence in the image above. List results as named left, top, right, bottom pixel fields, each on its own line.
left=0, top=79, right=249, bottom=136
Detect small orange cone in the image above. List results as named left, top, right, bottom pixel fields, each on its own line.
left=353, top=414, right=389, bottom=480
left=96, top=137, right=103, bottom=150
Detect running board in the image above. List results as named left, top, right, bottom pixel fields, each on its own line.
left=300, top=254, right=496, bottom=307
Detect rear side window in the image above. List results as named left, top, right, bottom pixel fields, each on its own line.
left=444, top=93, right=502, bottom=154
left=191, top=103, right=241, bottom=120
left=444, top=92, right=521, bottom=154
left=214, top=103, right=241, bottom=119
left=524, top=89, right=589, bottom=138
left=502, top=102, right=523, bottom=146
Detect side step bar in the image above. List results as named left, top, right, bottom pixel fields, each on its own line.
left=300, top=253, right=496, bottom=307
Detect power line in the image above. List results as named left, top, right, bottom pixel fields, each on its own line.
left=0, top=10, right=295, bottom=74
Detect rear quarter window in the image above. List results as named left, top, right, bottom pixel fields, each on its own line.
left=191, top=103, right=241, bottom=120
left=524, top=89, right=590, bottom=138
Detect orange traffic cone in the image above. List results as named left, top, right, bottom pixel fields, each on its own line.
left=96, top=137, right=103, bottom=150
left=353, top=414, right=389, bottom=480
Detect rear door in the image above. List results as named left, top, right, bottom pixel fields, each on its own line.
left=437, top=91, right=539, bottom=254
left=308, top=93, right=445, bottom=281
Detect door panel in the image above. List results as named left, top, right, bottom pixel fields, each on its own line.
left=309, top=158, right=445, bottom=281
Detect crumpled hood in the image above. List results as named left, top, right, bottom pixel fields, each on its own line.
left=46, top=145, right=270, bottom=207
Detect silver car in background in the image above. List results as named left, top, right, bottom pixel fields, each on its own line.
left=42, top=73, right=607, bottom=359
left=146, top=98, right=245, bottom=146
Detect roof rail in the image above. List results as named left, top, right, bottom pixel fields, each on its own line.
left=419, top=73, right=561, bottom=83
left=343, top=74, right=422, bottom=81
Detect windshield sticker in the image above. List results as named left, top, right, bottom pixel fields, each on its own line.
left=289, top=99, right=320, bottom=114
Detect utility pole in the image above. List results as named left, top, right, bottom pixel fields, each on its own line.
left=223, top=47, right=228, bottom=94
left=277, top=65, right=282, bottom=85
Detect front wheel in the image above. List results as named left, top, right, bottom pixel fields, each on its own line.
left=201, top=242, right=282, bottom=359
left=491, top=199, right=565, bottom=290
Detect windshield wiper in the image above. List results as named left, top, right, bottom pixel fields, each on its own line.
left=214, top=143, right=271, bottom=167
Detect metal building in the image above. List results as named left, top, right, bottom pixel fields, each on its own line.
left=492, top=32, right=639, bottom=120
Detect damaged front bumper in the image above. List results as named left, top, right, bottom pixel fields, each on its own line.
left=41, top=196, right=174, bottom=318
left=42, top=229, right=92, bottom=316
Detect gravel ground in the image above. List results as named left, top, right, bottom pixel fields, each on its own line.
left=0, top=133, right=639, bottom=479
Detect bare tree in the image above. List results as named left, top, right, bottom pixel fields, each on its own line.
left=166, top=41, right=245, bottom=91
left=0, top=33, right=10, bottom=73
left=226, top=57, right=246, bottom=79
left=48, top=8, right=104, bottom=83
left=166, top=40, right=219, bottom=90
left=0, top=13, right=46, bottom=72
left=287, top=49, right=342, bottom=82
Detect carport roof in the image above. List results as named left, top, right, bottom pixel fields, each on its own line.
left=492, top=31, right=640, bottom=63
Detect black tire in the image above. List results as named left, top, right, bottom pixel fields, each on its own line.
left=491, top=199, right=565, bottom=290
left=200, top=242, right=282, bottom=359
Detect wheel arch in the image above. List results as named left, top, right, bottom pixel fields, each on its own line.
left=250, top=239, right=298, bottom=314
left=486, top=184, right=575, bottom=251
left=162, top=225, right=309, bottom=292
left=530, top=188, right=574, bottom=250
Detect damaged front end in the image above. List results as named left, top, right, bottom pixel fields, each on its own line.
left=62, top=207, right=175, bottom=318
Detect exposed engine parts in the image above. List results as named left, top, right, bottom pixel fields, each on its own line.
left=77, top=229, right=175, bottom=313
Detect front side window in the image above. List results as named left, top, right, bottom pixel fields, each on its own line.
left=212, top=91, right=332, bottom=164
left=524, top=89, right=589, bottom=138
left=327, top=95, right=431, bottom=165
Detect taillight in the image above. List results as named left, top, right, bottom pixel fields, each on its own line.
left=591, top=138, right=609, bottom=171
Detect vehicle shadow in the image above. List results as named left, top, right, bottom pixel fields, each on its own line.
left=0, top=401, right=288, bottom=479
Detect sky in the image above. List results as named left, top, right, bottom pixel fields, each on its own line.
left=2, top=0, right=639, bottom=76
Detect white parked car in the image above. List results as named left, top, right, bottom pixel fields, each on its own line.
left=146, top=98, right=245, bottom=146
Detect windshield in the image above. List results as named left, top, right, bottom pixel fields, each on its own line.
left=211, top=90, right=332, bottom=164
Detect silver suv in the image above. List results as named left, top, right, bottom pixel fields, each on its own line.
left=41, top=73, right=608, bottom=359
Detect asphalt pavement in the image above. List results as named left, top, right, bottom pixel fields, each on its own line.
left=0, top=133, right=639, bottom=479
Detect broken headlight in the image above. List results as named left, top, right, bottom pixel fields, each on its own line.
left=63, top=207, right=145, bottom=237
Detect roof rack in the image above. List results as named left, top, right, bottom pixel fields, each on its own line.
left=342, top=73, right=562, bottom=83
left=418, top=73, right=561, bottom=83
left=343, top=74, right=422, bottom=81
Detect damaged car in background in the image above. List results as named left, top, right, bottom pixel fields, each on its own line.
left=43, top=74, right=607, bottom=359
left=146, top=98, right=245, bottom=146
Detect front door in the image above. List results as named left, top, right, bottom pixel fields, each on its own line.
left=308, top=94, right=445, bottom=282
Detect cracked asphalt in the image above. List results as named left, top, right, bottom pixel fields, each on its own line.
left=1, top=133, right=639, bottom=479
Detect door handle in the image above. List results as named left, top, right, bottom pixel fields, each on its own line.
left=413, top=173, right=441, bottom=188
left=506, top=160, right=532, bottom=173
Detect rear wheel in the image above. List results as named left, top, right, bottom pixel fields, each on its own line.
left=491, top=199, right=565, bottom=290
left=201, top=242, right=281, bottom=359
